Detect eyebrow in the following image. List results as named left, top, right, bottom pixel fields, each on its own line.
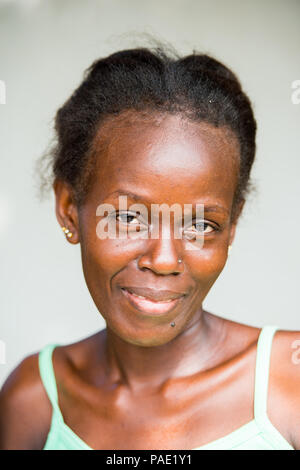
left=105, top=190, right=229, bottom=215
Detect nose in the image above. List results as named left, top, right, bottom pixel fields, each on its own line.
left=137, top=226, right=184, bottom=275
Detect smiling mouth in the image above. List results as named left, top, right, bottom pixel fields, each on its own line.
left=121, top=288, right=184, bottom=315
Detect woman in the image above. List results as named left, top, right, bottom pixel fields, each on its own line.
left=0, top=46, right=299, bottom=450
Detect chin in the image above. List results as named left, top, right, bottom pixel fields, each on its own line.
left=108, top=322, right=180, bottom=348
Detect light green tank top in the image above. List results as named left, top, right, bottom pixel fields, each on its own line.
left=38, top=325, right=294, bottom=450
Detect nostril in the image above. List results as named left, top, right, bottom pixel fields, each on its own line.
left=140, top=266, right=149, bottom=272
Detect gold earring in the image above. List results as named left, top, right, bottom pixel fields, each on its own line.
left=62, top=226, right=73, bottom=238
left=228, top=245, right=232, bottom=256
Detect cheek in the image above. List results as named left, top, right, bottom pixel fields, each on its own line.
left=79, top=236, right=144, bottom=295
left=83, top=238, right=144, bottom=271
left=187, top=245, right=228, bottom=289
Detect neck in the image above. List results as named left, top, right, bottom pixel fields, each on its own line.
left=103, top=310, right=226, bottom=391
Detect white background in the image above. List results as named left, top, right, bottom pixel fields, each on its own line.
left=0, top=0, right=299, bottom=386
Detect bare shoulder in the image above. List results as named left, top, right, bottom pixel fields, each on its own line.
left=53, top=329, right=107, bottom=373
left=206, top=312, right=262, bottom=353
left=271, top=328, right=300, bottom=400
left=272, top=328, right=300, bottom=365
left=213, top=316, right=300, bottom=448
left=269, top=328, right=300, bottom=449
left=0, top=330, right=105, bottom=450
left=0, top=352, right=52, bottom=450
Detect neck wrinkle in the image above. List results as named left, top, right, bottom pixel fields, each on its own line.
left=102, top=310, right=226, bottom=392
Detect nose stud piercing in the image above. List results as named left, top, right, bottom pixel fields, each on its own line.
left=178, top=259, right=182, bottom=263
left=62, top=226, right=73, bottom=238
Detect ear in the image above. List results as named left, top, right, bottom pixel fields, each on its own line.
left=53, top=179, right=80, bottom=244
left=228, top=199, right=245, bottom=246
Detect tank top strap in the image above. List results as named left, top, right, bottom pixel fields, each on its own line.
left=38, top=343, right=64, bottom=422
left=254, top=325, right=278, bottom=423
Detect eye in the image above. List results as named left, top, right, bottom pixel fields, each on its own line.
left=183, top=220, right=217, bottom=237
left=115, top=211, right=148, bottom=232
left=116, top=212, right=139, bottom=225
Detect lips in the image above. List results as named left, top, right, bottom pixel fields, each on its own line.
left=120, top=286, right=185, bottom=315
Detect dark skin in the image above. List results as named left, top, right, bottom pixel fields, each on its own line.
left=1, top=112, right=300, bottom=450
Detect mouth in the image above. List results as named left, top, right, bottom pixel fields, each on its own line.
left=120, top=288, right=185, bottom=316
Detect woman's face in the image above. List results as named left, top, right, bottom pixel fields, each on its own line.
left=56, top=112, right=241, bottom=347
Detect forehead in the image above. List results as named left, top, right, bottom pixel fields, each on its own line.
left=90, top=111, right=240, bottom=206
